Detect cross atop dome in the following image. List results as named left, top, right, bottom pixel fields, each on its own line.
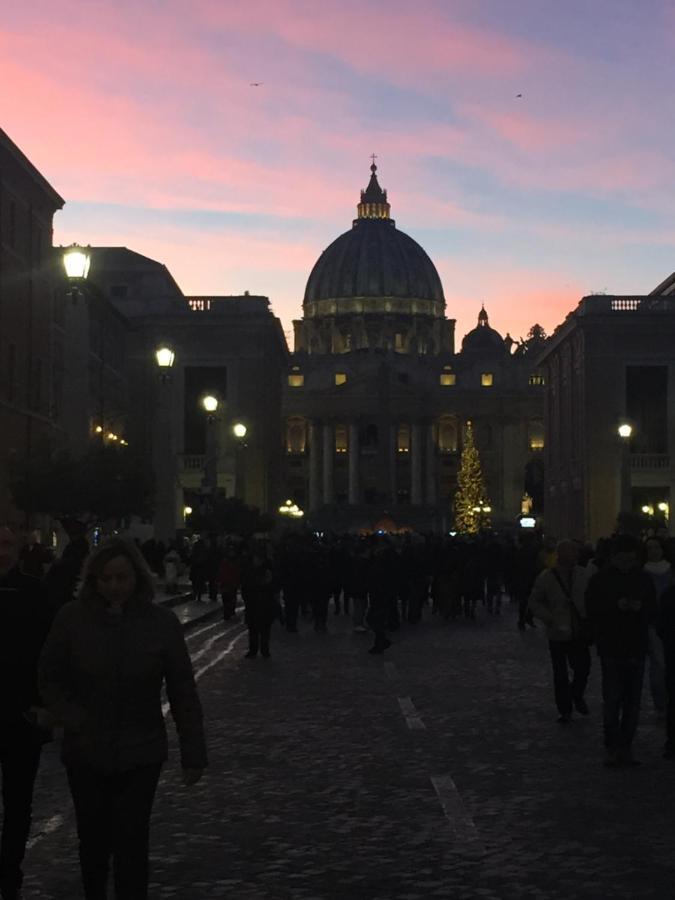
left=477, top=304, right=489, bottom=326
left=357, top=156, right=392, bottom=222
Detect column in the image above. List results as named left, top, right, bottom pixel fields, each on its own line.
left=309, top=421, right=321, bottom=511
left=348, top=421, right=360, bottom=504
left=411, top=421, right=422, bottom=506
left=425, top=421, right=437, bottom=506
left=389, top=423, right=398, bottom=504
left=154, top=376, right=176, bottom=542
left=323, top=422, right=334, bottom=504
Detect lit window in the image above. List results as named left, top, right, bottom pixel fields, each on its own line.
left=481, top=373, right=493, bottom=387
left=397, top=423, right=410, bottom=453
left=529, top=374, right=546, bottom=386
left=335, top=424, right=348, bottom=453
left=288, top=374, right=304, bottom=387
left=335, top=373, right=347, bottom=386
left=529, top=419, right=545, bottom=451
left=395, top=332, right=405, bottom=351
left=440, top=373, right=456, bottom=386
left=438, top=416, right=458, bottom=453
left=286, top=418, right=306, bottom=454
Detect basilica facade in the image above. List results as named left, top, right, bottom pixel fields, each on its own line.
left=280, top=164, right=546, bottom=532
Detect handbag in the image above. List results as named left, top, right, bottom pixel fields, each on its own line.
left=551, top=569, right=594, bottom=645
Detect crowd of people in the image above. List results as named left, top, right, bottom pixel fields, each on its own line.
left=1, top=520, right=675, bottom=898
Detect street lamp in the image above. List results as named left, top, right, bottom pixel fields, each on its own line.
left=155, top=346, right=175, bottom=383
left=279, top=499, right=304, bottom=519
left=233, top=422, right=247, bottom=439
left=618, top=422, right=633, bottom=515
left=202, top=394, right=219, bottom=416
left=63, top=243, right=91, bottom=302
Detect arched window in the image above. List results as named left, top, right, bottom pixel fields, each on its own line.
left=397, top=423, right=410, bottom=453
left=529, top=419, right=545, bottom=451
left=286, top=417, right=306, bottom=454
left=438, top=416, right=458, bottom=453
left=335, top=424, right=348, bottom=454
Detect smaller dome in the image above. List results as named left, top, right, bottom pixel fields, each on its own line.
left=461, top=305, right=506, bottom=355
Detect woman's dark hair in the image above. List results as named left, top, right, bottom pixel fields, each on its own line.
left=78, top=537, right=155, bottom=605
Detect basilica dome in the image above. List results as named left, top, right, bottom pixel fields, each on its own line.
left=303, top=163, right=445, bottom=309
left=461, top=306, right=507, bottom=355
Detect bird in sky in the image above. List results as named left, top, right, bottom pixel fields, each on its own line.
left=250, top=82, right=263, bottom=87
left=516, top=93, right=523, bottom=98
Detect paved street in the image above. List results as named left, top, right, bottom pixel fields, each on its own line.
left=22, top=599, right=675, bottom=900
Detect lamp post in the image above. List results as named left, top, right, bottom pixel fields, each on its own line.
left=618, top=422, right=633, bottom=516
left=201, top=395, right=219, bottom=504
left=154, top=345, right=176, bottom=542
left=63, top=243, right=91, bottom=301
left=232, top=422, right=248, bottom=501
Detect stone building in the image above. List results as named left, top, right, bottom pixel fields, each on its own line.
left=0, top=128, right=64, bottom=522
left=87, top=248, right=288, bottom=539
left=538, top=286, right=675, bottom=542
left=281, top=164, right=545, bottom=532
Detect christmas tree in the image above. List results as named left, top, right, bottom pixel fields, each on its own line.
left=454, top=420, right=491, bottom=533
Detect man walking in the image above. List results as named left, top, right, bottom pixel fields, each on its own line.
left=528, top=540, right=592, bottom=723
left=586, top=534, right=657, bottom=767
left=0, top=526, right=53, bottom=900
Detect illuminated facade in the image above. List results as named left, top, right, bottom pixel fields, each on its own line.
left=282, top=164, right=545, bottom=531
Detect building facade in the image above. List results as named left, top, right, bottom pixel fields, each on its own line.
left=87, top=248, right=288, bottom=539
left=0, top=128, right=64, bottom=523
left=281, top=164, right=545, bottom=532
left=539, top=287, right=675, bottom=542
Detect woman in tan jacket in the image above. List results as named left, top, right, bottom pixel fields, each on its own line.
left=39, top=538, right=207, bottom=900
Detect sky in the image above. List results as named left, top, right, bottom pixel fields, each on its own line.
left=4, top=0, right=675, bottom=346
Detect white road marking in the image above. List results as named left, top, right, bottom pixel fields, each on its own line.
left=162, top=628, right=247, bottom=717
left=430, top=775, right=485, bottom=855
left=186, top=620, right=222, bottom=642
left=397, top=696, right=426, bottom=730
left=26, top=814, right=65, bottom=850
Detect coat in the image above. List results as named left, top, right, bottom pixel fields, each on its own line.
left=586, top=565, right=657, bottom=659
left=0, top=568, right=52, bottom=747
left=528, top=565, right=590, bottom=642
left=38, top=594, right=207, bottom=773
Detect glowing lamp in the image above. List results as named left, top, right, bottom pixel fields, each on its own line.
left=618, top=423, right=633, bottom=439
left=202, top=395, right=218, bottom=414
left=233, top=423, right=247, bottom=438
left=63, top=244, right=91, bottom=280
left=155, top=346, right=175, bottom=369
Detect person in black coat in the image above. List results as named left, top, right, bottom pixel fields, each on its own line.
left=586, top=534, right=657, bottom=767
left=241, top=548, right=277, bottom=658
left=657, top=583, right=675, bottom=759
left=0, top=526, right=53, bottom=900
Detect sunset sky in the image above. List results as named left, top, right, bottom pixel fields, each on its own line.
left=4, top=0, right=675, bottom=345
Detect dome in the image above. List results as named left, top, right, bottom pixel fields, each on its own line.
left=303, top=163, right=444, bottom=307
left=461, top=305, right=507, bottom=354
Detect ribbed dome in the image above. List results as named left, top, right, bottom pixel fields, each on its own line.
left=304, top=219, right=444, bottom=305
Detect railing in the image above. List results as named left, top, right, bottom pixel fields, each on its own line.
left=630, top=453, right=671, bottom=470
left=181, top=454, right=206, bottom=470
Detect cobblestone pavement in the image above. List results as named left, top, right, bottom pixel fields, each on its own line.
left=21, top=598, right=675, bottom=899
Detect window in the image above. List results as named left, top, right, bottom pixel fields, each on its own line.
left=344, top=333, right=352, bottom=351
left=395, top=332, right=405, bottom=352
left=397, top=423, right=410, bottom=453
left=335, top=372, right=347, bottom=386
left=288, top=373, right=304, bottom=387
left=481, top=373, right=493, bottom=387
left=438, top=416, right=458, bottom=453
left=529, top=373, right=545, bottom=386
left=335, top=424, right=348, bottom=453
left=286, top=418, right=306, bottom=454
left=529, top=419, right=545, bottom=451
left=440, top=373, right=456, bottom=386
